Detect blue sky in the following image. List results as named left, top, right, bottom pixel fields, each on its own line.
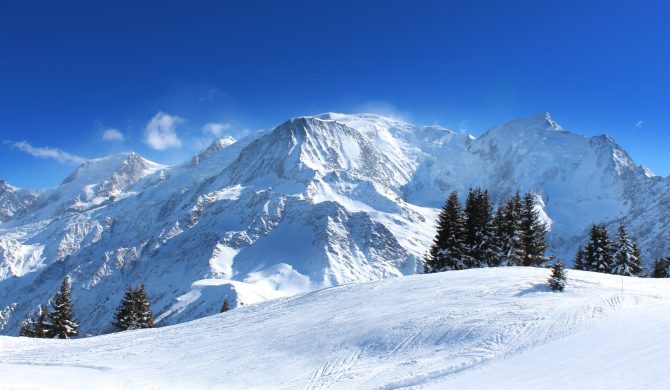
left=1, top=0, right=669, bottom=188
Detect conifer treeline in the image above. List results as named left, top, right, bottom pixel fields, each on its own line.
left=19, top=278, right=239, bottom=337
left=21, top=279, right=156, bottom=338
left=425, top=189, right=548, bottom=273
left=573, top=222, right=642, bottom=275
left=573, top=221, right=670, bottom=277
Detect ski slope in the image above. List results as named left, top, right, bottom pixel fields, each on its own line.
left=1, top=268, right=669, bottom=389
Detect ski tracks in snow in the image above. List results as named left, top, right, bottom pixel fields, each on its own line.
left=303, top=348, right=363, bottom=390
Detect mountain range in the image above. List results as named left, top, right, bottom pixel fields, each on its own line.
left=1, top=112, right=668, bottom=335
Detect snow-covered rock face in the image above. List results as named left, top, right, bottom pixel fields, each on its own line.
left=0, top=180, right=40, bottom=223
left=1, top=112, right=668, bottom=335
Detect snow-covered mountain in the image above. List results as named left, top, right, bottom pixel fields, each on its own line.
left=2, top=268, right=669, bottom=389
left=1, top=112, right=669, bottom=335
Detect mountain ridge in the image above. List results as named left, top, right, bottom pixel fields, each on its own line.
left=1, top=112, right=668, bottom=335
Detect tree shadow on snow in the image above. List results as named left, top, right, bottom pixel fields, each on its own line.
left=514, top=283, right=551, bottom=297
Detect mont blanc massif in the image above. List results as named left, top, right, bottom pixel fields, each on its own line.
left=1, top=112, right=669, bottom=335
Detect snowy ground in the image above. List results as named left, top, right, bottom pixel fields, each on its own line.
left=1, top=267, right=669, bottom=389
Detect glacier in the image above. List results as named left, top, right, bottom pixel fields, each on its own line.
left=1, top=112, right=669, bottom=335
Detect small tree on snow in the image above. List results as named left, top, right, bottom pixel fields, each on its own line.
left=49, top=277, right=79, bottom=339
left=548, top=262, right=567, bottom=291
left=220, top=298, right=230, bottom=313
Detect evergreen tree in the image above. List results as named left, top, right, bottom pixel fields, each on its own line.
left=573, top=245, right=587, bottom=271
left=113, top=285, right=154, bottom=331
left=19, top=304, right=51, bottom=338
left=220, top=298, right=230, bottom=313
left=48, top=277, right=79, bottom=339
left=494, top=192, right=524, bottom=266
left=463, top=188, right=495, bottom=267
left=113, top=286, right=139, bottom=331
left=33, top=304, right=52, bottom=338
left=650, top=258, right=669, bottom=278
left=586, top=224, right=614, bottom=273
left=134, top=285, right=154, bottom=329
left=612, top=221, right=642, bottom=276
left=19, top=319, right=35, bottom=337
left=547, top=262, right=567, bottom=291
left=519, top=192, right=548, bottom=266
left=426, top=192, right=466, bottom=272
left=492, top=203, right=506, bottom=267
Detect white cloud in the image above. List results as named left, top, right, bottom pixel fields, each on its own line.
left=634, top=120, right=644, bottom=130
left=202, top=122, right=232, bottom=137
left=102, top=128, right=125, bottom=142
left=10, top=141, right=85, bottom=164
left=144, top=112, right=183, bottom=150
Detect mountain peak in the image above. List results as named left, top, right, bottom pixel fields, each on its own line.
left=503, top=112, right=564, bottom=132
left=61, top=153, right=132, bottom=185
left=60, top=152, right=163, bottom=193
left=479, top=113, right=566, bottom=143
left=191, top=137, right=238, bottom=165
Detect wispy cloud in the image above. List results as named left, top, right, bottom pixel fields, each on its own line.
left=634, top=120, right=644, bottom=130
left=144, top=112, right=183, bottom=150
left=102, top=128, right=125, bottom=142
left=458, top=119, right=470, bottom=134
left=355, top=101, right=410, bottom=122
left=9, top=141, right=85, bottom=164
left=202, top=122, right=232, bottom=138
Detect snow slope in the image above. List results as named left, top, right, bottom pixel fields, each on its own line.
left=1, top=268, right=669, bottom=389
left=1, top=112, right=669, bottom=335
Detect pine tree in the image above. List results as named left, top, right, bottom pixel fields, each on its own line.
left=48, top=277, right=79, bottom=339
left=463, top=188, right=495, bottom=268
left=494, top=192, right=524, bottom=266
left=113, top=286, right=139, bottom=331
left=134, top=285, right=154, bottom=329
left=19, top=319, right=35, bottom=337
left=650, top=258, right=669, bottom=278
left=220, top=298, right=230, bottom=313
left=548, top=262, right=567, bottom=291
left=426, top=192, right=466, bottom=272
left=113, top=285, right=154, bottom=331
left=33, top=304, right=52, bottom=338
left=612, top=221, right=642, bottom=276
left=519, top=192, right=548, bottom=266
left=573, top=245, right=587, bottom=270
left=586, top=224, right=614, bottom=273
